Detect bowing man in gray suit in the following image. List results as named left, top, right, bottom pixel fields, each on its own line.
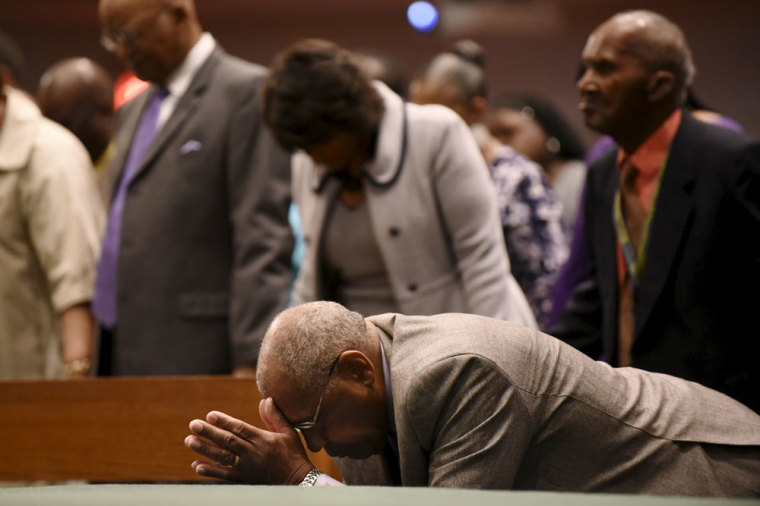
left=94, top=0, right=293, bottom=375
left=186, top=301, right=760, bottom=496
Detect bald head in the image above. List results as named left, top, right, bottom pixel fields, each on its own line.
left=578, top=10, right=695, bottom=149
left=594, top=10, right=694, bottom=103
left=99, top=0, right=198, bottom=23
left=37, top=58, right=114, bottom=162
left=257, top=302, right=390, bottom=459
left=38, top=58, right=113, bottom=115
left=98, top=0, right=202, bottom=83
left=257, top=302, right=370, bottom=399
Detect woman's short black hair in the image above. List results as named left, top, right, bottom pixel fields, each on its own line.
left=262, top=39, right=385, bottom=153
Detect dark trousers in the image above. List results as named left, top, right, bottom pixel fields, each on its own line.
left=96, top=326, right=115, bottom=376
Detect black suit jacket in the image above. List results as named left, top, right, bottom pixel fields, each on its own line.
left=551, top=112, right=760, bottom=412
left=103, top=46, right=293, bottom=375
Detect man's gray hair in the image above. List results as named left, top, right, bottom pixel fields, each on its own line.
left=613, top=10, right=696, bottom=105
left=257, top=301, right=370, bottom=398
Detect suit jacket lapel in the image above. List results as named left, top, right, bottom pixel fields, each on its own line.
left=128, top=48, right=223, bottom=187
left=592, top=151, right=622, bottom=356
left=635, top=112, right=698, bottom=338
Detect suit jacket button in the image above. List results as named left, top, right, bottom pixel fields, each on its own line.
left=408, top=283, right=417, bottom=292
left=389, top=227, right=400, bottom=237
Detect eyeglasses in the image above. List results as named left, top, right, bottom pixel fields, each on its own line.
left=100, top=3, right=171, bottom=52
left=291, top=357, right=340, bottom=434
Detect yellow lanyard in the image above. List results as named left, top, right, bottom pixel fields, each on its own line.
left=613, top=151, right=669, bottom=283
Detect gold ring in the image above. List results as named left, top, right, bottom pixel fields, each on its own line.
left=233, top=455, right=240, bottom=468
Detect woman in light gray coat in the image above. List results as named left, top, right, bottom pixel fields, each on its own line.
left=262, top=39, right=535, bottom=326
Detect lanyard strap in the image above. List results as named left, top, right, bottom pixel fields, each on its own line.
left=612, top=151, right=669, bottom=282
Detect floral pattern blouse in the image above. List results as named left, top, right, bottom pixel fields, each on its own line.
left=489, top=144, right=568, bottom=328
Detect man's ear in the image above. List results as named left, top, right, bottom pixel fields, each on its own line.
left=169, top=1, right=190, bottom=23
left=647, top=70, right=676, bottom=102
left=335, top=350, right=375, bottom=387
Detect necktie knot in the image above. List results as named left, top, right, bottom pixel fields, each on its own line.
left=154, top=85, right=170, bottom=101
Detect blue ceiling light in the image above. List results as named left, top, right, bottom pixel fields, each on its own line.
left=407, top=1, right=439, bottom=33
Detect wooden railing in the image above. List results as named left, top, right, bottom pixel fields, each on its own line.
left=0, top=376, right=341, bottom=483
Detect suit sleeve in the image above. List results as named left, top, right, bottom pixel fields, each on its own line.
left=429, top=117, right=536, bottom=327
left=404, top=354, right=533, bottom=489
left=734, top=143, right=760, bottom=275
left=21, top=125, right=105, bottom=314
left=225, top=75, right=294, bottom=367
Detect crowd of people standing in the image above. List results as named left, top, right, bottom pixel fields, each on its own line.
left=1, top=1, right=759, bottom=495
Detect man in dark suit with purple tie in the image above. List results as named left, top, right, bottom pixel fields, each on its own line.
left=94, top=0, right=293, bottom=375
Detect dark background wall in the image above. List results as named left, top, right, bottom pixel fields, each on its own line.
left=2, top=0, right=759, bottom=146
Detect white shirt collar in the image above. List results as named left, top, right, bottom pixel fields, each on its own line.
left=155, top=32, right=215, bottom=129
left=164, top=32, right=216, bottom=99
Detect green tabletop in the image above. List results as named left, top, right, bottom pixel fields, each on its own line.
left=1, top=485, right=757, bottom=506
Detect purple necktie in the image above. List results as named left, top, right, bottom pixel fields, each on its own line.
left=93, top=86, right=168, bottom=328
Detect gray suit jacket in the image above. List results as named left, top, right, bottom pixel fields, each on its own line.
left=104, top=47, right=292, bottom=374
left=335, top=313, right=760, bottom=495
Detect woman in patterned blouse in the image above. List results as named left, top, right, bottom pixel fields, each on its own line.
left=410, top=42, right=567, bottom=328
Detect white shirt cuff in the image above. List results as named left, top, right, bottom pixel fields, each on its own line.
left=315, top=473, right=345, bottom=486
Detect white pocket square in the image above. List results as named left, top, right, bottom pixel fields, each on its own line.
left=180, top=139, right=202, bottom=155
